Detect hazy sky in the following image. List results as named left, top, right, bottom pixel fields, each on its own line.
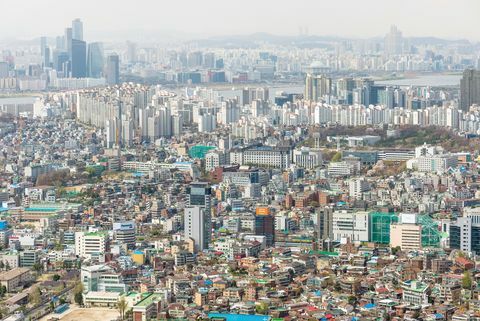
left=3, top=0, right=480, bottom=41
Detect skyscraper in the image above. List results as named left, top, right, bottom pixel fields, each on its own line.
left=316, top=206, right=333, bottom=241
left=384, top=25, right=403, bottom=56
left=0, top=62, right=9, bottom=78
left=185, top=182, right=212, bottom=252
left=71, top=39, right=87, bottom=78
left=106, top=54, right=120, bottom=85
left=55, top=36, right=64, bottom=50
left=305, top=74, right=332, bottom=102
left=43, top=47, right=51, bottom=69
left=126, top=41, right=137, bottom=63
left=53, top=51, right=70, bottom=76
left=64, top=28, right=73, bottom=57
left=255, top=209, right=275, bottom=246
left=460, top=69, right=480, bottom=112
left=184, top=207, right=208, bottom=252
left=87, top=42, right=104, bottom=78
left=72, top=18, right=84, bottom=41
left=40, top=37, right=47, bottom=58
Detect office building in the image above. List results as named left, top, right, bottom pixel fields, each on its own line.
left=43, top=46, right=51, bottom=68
left=449, top=209, right=480, bottom=255
left=81, top=264, right=127, bottom=293
left=460, top=69, right=480, bottom=111
left=72, top=18, right=83, bottom=41
left=64, top=27, right=72, bottom=56
left=205, top=150, right=227, bottom=171
left=185, top=182, right=212, bottom=252
left=416, top=155, right=458, bottom=173
left=332, top=211, right=370, bottom=242
left=230, top=146, right=291, bottom=169
left=87, top=42, right=104, bottom=78
left=75, top=231, right=109, bottom=259
left=113, top=221, right=136, bottom=249
left=184, top=206, right=209, bottom=252
left=71, top=39, right=87, bottom=78
left=293, top=147, right=323, bottom=169
left=106, top=54, right=120, bottom=85
left=53, top=51, right=70, bottom=75
left=390, top=213, right=422, bottom=251
left=19, top=250, right=39, bottom=267
left=255, top=208, right=275, bottom=246
left=316, top=206, right=333, bottom=240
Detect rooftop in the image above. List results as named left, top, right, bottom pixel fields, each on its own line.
left=209, top=313, right=271, bottom=321
left=0, top=267, right=30, bottom=281
left=134, top=293, right=163, bottom=307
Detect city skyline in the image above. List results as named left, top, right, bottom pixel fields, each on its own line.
left=2, top=0, right=480, bottom=42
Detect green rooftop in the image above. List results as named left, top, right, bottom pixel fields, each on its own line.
left=135, top=293, right=163, bottom=307
left=85, top=231, right=108, bottom=237
left=188, top=145, right=216, bottom=159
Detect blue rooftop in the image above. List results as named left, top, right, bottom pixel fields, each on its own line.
left=208, top=313, right=271, bottom=321
left=25, top=207, right=58, bottom=212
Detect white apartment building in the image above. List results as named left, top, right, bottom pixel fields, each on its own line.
left=292, top=147, right=323, bottom=169
left=184, top=206, right=209, bottom=252
left=230, top=146, right=291, bottom=169
left=328, top=161, right=359, bottom=177
left=349, top=178, right=370, bottom=199
left=75, top=232, right=109, bottom=259
left=205, top=150, right=227, bottom=171
left=332, top=210, right=370, bottom=242
left=416, top=155, right=457, bottom=173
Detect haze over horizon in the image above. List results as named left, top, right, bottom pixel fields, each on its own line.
left=3, top=0, right=480, bottom=42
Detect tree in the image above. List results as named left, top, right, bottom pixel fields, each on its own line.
left=391, top=246, right=401, bottom=255
left=73, top=281, right=84, bottom=306
left=118, top=297, right=127, bottom=320
left=412, top=310, right=420, bottom=319
left=462, top=271, right=472, bottom=289
left=52, top=274, right=61, bottom=282
left=29, top=286, right=42, bottom=305
left=74, top=292, right=83, bottom=306
left=125, top=309, right=133, bottom=321
left=32, top=263, right=42, bottom=273
left=331, top=152, right=342, bottom=162
left=0, top=305, right=9, bottom=319
left=334, top=281, right=342, bottom=292
left=0, top=286, right=6, bottom=297
left=255, top=302, right=269, bottom=315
